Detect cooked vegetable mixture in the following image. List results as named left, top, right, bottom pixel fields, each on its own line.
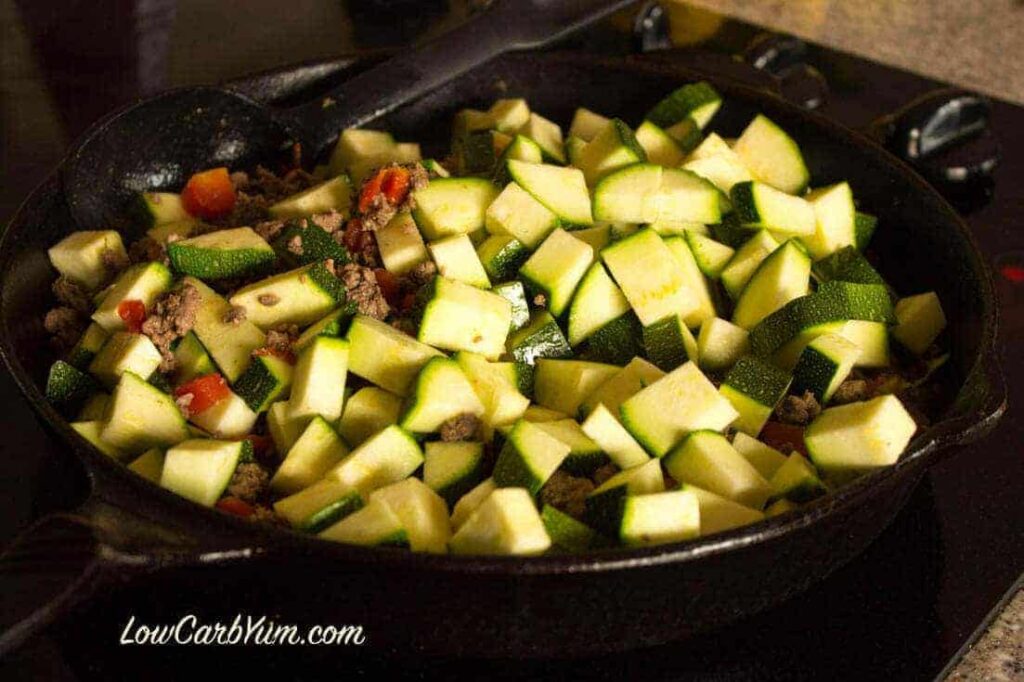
left=42, top=83, right=950, bottom=555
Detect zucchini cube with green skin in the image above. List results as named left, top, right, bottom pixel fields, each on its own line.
left=567, top=262, right=631, bottom=347
left=732, top=240, right=812, bottom=330
left=803, top=395, right=917, bottom=482
left=576, top=118, right=647, bottom=186
left=267, top=400, right=307, bottom=454
left=646, top=81, right=722, bottom=131
left=683, top=132, right=753, bottom=195
left=643, top=315, right=699, bottom=373
left=134, top=191, right=193, bottom=227
left=697, top=317, right=750, bottom=372
left=346, top=315, right=442, bottom=396
left=288, top=336, right=348, bottom=422
left=46, top=360, right=97, bottom=409
left=493, top=419, right=570, bottom=496
left=92, top=262, right=173, bottom=333
left=476, top=234, right=529, bottom=283
left=732, top=114, right=810, bottom=195
left=67, top=323, right=109, bottom=369
left=583, top=458, right=665, bottom=536
left=411, top=177, right=500, bottom=241
left=172, top=332, right=215, bottom=385
left=731, top=432, right=788, bottom=480
left=579, top=313, right=644, bottom=366
left=428, top=234, right=491, bottom=289
left=72, top=421, right=127, bottom=460
left=664, top=235, right=718, bottom=329
left=275, top=221, right=350, bottom=268
left=147, top=219, right=198, bottom=244
left=892, top=292, right=946, bottom=355
left=491, top=281, right=530, bottom=331
left=685, top=231, right=735, bottom=284
left=189, top=388, right=258, bottom=439
left=536, top=419, right=609, bottom=476
left=484, top=182, right=560, bottom=249
left=600, top=228, right=697, bottom=327
left=375, top=211, right=430, bottom=276
left=731, top=182, right=816, bottom=238
left=370, top=478, right=451, bottom=553
left=417, top=277, right=511, bottom=360
left=541, top=504, right=601, bottom=552
left=766, top=498, right=799, bottom=517
left=185, top=277, right=266, bottom=383
left=274, top=479, right=364, bottom=533
left=658, top=169, right=722, bottom=225
left=47, top=230, right=127, bottom=291
left=450, top=487, right=552, bottom=556
left=455, top=352, right=530, bottom=436
left=76, top=392, right=110, bottom=421
left=326, top=424, right=423, bottom=496
left=663, top=430, right=772, bottom=509
left=519, top=229, right=594, bottom=318
left=167, top=227, right=275, bottom=280
left=854, top=211, right=878, bottom=251
left=319, top=497, right=409, bottom=548
left=229, top=261, right=347, bottom=330
left=791, top=332, right=861, bottom=404
left=568, top=224, right=612, bottom=253
left=99, top=372, right=190, bottom=456
left=160, top=439, right=249, bottom=507
left=88, top=332, right=163, bottom=389
left=507, top=310, right=573, bottom=395
left=398, top=357, right=484, bottom=435
left=579, top=356, right=664, bottom=418
left=634, top=121, right=687, bottom=168
left=813, top=245, right=886, bottom=286
left=581, top=403, right=650, bottom=470
left=569, top=107, right=611, bottom=142
left=232, top=354, right=293, bottom=413
left=488, top=98, right=530, bottom=133
left=507, top=160, right=593, bottom=226
left=801, top=182, right=856, bottom=260
left=719, top=356, right=792, bottom=437
left=338, top=386, right=403, bottom=447
left=688, top=485, right=765, bottom=536
left=518, top=112, right=565, bottom=164
left=423, top=441, right=487, bottom=508
left=492, top=135, right=544, bottom=186
left=768, top=452, right=827, bottom=503
left=127, top=448, right=165, bottom=483
left=618, top=490, right=701, bottom=547
left=268, top=174, right=352, bottom=219
left=621, top=362, right=739, bottom=457
left=592, top=165, right=702, bottom=225
left=293, top=307, right=352, bottom=352
left=271, top=416, right=350, bottom=495
left=721, top=230, right=781, bottom=301
left=533, top=359, right=619, bottom=418
left=451, top=478, right=497, bottom=531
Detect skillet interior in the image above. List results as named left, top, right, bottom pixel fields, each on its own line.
left=0, top=52, right=1001, bottom=656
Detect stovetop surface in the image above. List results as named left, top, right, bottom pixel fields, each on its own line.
left=1, top=6, right=1021, bottom=681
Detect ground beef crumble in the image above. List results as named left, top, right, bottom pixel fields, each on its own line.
left=226, top=462, right=270, bottom=504
left=540, top=471, right=595, bottom=520
left=257, top=293, right=279, bottom=307
left=775, top=390, right=822, bottom=426
left=141, top=283, right=200, bottom=373
left=309, top=210, right=345, bottom=234
left=258, top=324, right=299, bottom=358
left=831, top=379, right=871, bottom=404
left=357, top=162, right=428, bottom=232
left=128, top=236, right=168, bottom=265
left=223, top=305, right=247, bottom=325
left=592, top=462, right=619, bottom=487
left=253, top=219, right=287, bottom=242
left=338, top=263, right=389, bottom=320
left=101, top=247, right=130, bottom=276
left=44, top=307, right=86, bottom=353
left=403, top=260, right=437, bottom=290
left=52, top=277, right=92, bottom=314
left=440, top=413, right=481, bottom=442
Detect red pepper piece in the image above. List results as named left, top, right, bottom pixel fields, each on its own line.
left=174, top=373, right=230, bottom=415
left=216, top=496, right=255, bottom=518
left=117, top=299, right=146, bottom=333
left=181, top=167, right=236, bottom=220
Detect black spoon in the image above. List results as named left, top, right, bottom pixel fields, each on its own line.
left=62, top=0, right=638, bottom=233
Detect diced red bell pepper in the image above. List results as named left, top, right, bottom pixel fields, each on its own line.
left=181, top=167, right=236, bottom=220
left=373, top=268, right=401, bottom=307
left=216, top=496, right=255, bottom=518
left=174, top=373, right=230, bottom=415
left=358, top=166, right=411, bottom=213
left=759, top=421, right=809, bottom=457
left=117, top=299, right=146, bottom=333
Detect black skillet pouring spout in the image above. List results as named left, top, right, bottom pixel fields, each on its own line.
left=61, top=0, right=639, bottom=234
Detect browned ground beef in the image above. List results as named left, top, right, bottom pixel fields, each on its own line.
left=402, top=259, right=437, bottom=291
left=775, top=390, right=822, bottom=426
left=52, top=276, right=92, bottom=314
left=309, top=210, right=345, bottom=234
left=44, top=307, right=86, bottom=353
left=253, top=219, right=287, bottom=242
left=128, top=236, right=168, bottom=265
left=257, top=293, right=279, bottom=307
left=440, top=413, right=481, bottom=442
left=259, top=324, right=299, bottom=357
left=357, top=162, right=428, bottom=232
left=101, top=247, right=130, bottom=276
left=141, top=283, right=200, bottom=373
left=540, top=471, right=595, bottom=520
left=591, top=462, right=620, bottom=486
left=223, top=305, right=247, bottom=325
left=831, top=379, right=870, bottom=404
left=338, top=263, right=389, bottom=320
left=227, top=462, right=270, bottom=503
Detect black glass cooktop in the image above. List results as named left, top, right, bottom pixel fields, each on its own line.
left=1, top=3, right=1021, bottom=680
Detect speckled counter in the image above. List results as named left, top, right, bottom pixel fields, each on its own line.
left=946, top=587, right=1024, bottom=681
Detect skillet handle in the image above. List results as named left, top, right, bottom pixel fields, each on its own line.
left=920, top=347, right=1007, bottom=457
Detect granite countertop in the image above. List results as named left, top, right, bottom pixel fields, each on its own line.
left=669, top=0, right=1024, bottom=105
left=946, top=587, right=1023, bottom=680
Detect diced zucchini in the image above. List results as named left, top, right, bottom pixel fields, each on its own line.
left=664, top=235, right=717, bottom=328
left=160, top=439, right=248, bottom=506
left=46, top=360, right=96, bottom=410
left=664, top=430, right=772, bottom=508
left=412, top=177, right=500, bottom=241
left=71, top=420, right=127, bottom=459
left=428, top=234, right=491, bottom=288
left=67, top=323, right=109, bottom=369
left=271, top=416, right=350, bottom=495
left=489, top=98, right=531, bottom=133
left=567, top=262, right=631, bottom=347
left=492, top=134, right=544, bottom=185
left=76, top=392, right=110, bottom=421
left=593, top=164, right=719, bottom=225
left=583, top=458, right=665, bottom=535
left=581, top=403, right=650, bottom=469
left=451, top=477, right=497, bottom=530
left=185, top=277, right=266, bottom=382
left=766, top=498, right=799, bottom=517
left=493, top=419, right=570, bottom=495
left=697, top=317, right=750, bottom=372
left=534, top=359, right=619, bottom=418
left=731, top=181, right=815, bottom=237
left=134, top=191, right=193, bottom=228
left=326, top=424, right=423, bottom=495
left=274, top=479, right=364, bottom=532
left=477, top=234, right=529, bottom=283
left=579, top=356, right=664, bottom=418
left=275, top=220, right=349, bottom=268
left=284, top=336, right=347, bottom=422
left=541, top=505, right=601, bottom=552
left=621, top=362, right=738, bottom=457
left=813, top=245, right=886, bottom=286
left=346, top=315, right=442, bottom=395
left=568, top=224, right=612, bottom=252
left=791, top=332, right=861, bottom=404
left=47, top=230, right=127, bottom=291
left=127, top=447, right=165, bottom=483
left=293, top=308, right=352, bottom=352
left=565, top=135, right=587, bottom=167
left=721, top=230, right=782, bottom=300
left=731, top=432, right=789, bottom=480
left=600, top=228, right=696, bottom=326
left=491, top=281, right=530, bottom=330
left=232, top=354, right=293, bottom=413
left=92, top=262, right=173, bottom=333
left=804, top=395, right=917, bottom=481
left=168, top=227, right=274, bottom=280
left=319, top=497, right=409, bottom=548
left=536, top=418, right=608, bottom=476
left=684, top=133, right=752, bottom=192
left=267, top=400, right=306, bottom=454
left=147, top=220, right=197, bottom=244
left=450, top=488, right=551, bottom=555
left=732, top=114, right=809, bottom=194
left=369, top=478, right=451, bottom=553
left=732, top=240, right=812, bottom=329
left=189, top=389, right=258, bottom=439
left=507, top=160, right=592, bottom=225
left=569, top=107, right=611, bottom=142
left=172, top=332, right=215, bottom=385
left=423, top=441, right=487, bottom=508
left=685, top=231, right=735, bottom=279
left=519, top=229, right=594, bottom=317
left=634, top=121, right=686, bottom=167
left=802, top=182, right=856, bottom=260
left=268, top=175, right=352, bottom=219
left=620, top=490, right=702, bottom=546
left=518, top=112, right=565, bottom=164
left=99, top=372, right=189, bottom=454
left=646, top=81, right=722, bottom=130
left=688, top=485, right=765, bottom=536
left=575, top=119, right=647, bottom=186
left=229, top=262, right=347, bottom=329
left=643, top=315, right=698, bottom=372
left=719, top=356, right=792, bottom=436
left=484, top=182, right=560, bottom=249
left=417, top=276, right=512, bottom=359
left=507, top=310, right=573, bottom=395
left=581, top=313, right=643, bottom=366
left=375, top=211, right=430, bottom=275
left=398, top=357, right=484, bottom=435
left=769, top=452, right=826, bottom=503
left=329, top=129, right=395, bottom=175
left=455, top=351, right=530, bottom=436
left=892, top=292, right=946, bottom=355
left=854, top=211, right=878, bottom=251
left=338, top=386, right=403, bottom=447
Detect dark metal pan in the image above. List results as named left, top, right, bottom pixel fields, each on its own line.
left=0, top=50, right=1005, bottom=659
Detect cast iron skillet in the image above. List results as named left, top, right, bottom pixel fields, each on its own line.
left=0, top=51, right=1006, bottom=659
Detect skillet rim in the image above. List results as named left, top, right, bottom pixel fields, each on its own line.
left=0, top=50, right=1004, bottom=577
